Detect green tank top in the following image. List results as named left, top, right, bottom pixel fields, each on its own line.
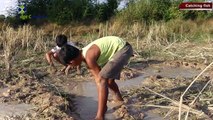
left=82, top=36, right=126, bottom=67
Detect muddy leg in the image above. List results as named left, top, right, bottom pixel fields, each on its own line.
left=53, top=53, right=62, bottom=64
left=107, top=79, right=123, bottom=102
left=95, top=78, right=108, bottom=120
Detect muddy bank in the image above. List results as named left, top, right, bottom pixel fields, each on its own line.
left=0, top=103, right=35, bottom=119
left=0, top=69, right=76, bottom=120
left=0, top=59, right=213, bottom=120
left=112, top=61, right=213, bottom=120
left=65, top=60, right=209, bottom=120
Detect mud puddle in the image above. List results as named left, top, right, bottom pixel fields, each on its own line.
left=0, top=64, right=200, bottom=120
left=0, top=103, right=35, bottom=119
left=66, top=64, right=201, bottom=120
left=0, top=72, right=75, bottom=120
left=0, top=88, right=36, bottom=119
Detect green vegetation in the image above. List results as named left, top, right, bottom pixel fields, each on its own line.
left=117, top=0, right=213, bottom=24
left=1, top=0, right=212, bottom=25
left=0, top=0, right=212, bottom=64
left=8, top=0, right=118, bottom=25
left=0, top=1, right=213, bottom=119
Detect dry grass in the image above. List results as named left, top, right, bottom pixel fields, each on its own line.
left=0, top=18, right=212, bottom=120
left=179, top=62, right=213, bottom=120
left=91, top=19, right=213, bottom=59
left=0, top=19, right=212, bottom=77
left=0, top=24, right=52, bottom=77
left=122, top=67, right=213, bottom=119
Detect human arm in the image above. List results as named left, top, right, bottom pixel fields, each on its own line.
left=64, top=65, right=72, bottom=75
left=45, top=50, right=58, bottom=73
left=85, top=44, right=108, bottom=119
left=85, top=45, right=101, bottom=82
left=45, top=51, right=55, bottom=66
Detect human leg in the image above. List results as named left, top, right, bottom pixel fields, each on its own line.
left=99, top=42, right=133, bottom=80
left=95, top=78, right=108, bottom=120
left=53, top=53, right=62, bottom=63
left=96, top=43, right=133, bottom=119
left=108, top=79, right=123, bottom=102
left=52, top=53, right=65, bottom=72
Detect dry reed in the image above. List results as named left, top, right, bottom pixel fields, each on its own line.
left=0, top=24, right=52, bottom=77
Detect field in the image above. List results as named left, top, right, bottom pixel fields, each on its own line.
left=0, top=19, right=213, bottom=120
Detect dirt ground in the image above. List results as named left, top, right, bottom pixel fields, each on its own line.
left=113, top=60, right=213, bottom=120
left=1, top=47, right=213, bottom=120
left=1, top=58, right=213, bottom=120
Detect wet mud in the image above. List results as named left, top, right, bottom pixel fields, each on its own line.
left=68, top=60, right=208, bottom=120
left=0, top=59, right=213, bottom=120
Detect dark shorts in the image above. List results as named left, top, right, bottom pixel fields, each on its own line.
left=99, top=42, right=133, bottom=80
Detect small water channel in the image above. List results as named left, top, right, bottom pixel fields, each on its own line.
left=0, top=64, right=201, bottom=119
left=0, top=88, right=35, bottom=119
left=69, top=64, right=201, bottom=120
left=0, top=103, right=35, bottom=119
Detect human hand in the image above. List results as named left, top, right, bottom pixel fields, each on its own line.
left=76, top=69, right=82, bottom=75
left=65, top=65, right=71, bottom=75
left=60, top=66, right=67, bottom=72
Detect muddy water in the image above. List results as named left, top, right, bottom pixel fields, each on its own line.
left=0, top=88, right=36, bottom=119
left=143, top=65, right=201, bottom=79
left=0, top=103, right=35, bottom=119
left=70, top=64, right=201, bottom=120
left=0, top=64, right=201, bottom=120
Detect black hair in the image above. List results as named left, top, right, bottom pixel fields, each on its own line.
left=56, top=34, right=68, bottom=47
left=58, top=44, right=80, bottom=65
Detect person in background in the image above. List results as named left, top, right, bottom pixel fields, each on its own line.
left=45, top=34, right=81, bottom=75
left=58, top=36, right=133, bottom=119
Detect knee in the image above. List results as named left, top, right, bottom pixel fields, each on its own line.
left=96, top=78, right=107, bottom=87
left=107, top=79, right=115, bottom=85
left=101, top=79, right=108, bottom=85
left=53, top=53, right=57, bottom=57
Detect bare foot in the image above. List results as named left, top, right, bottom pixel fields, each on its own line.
left=112, top=93, right=124, bottom=102
left=107, top=99, right=124, bottom=109
left=94, top=116, right=104, bottom=120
